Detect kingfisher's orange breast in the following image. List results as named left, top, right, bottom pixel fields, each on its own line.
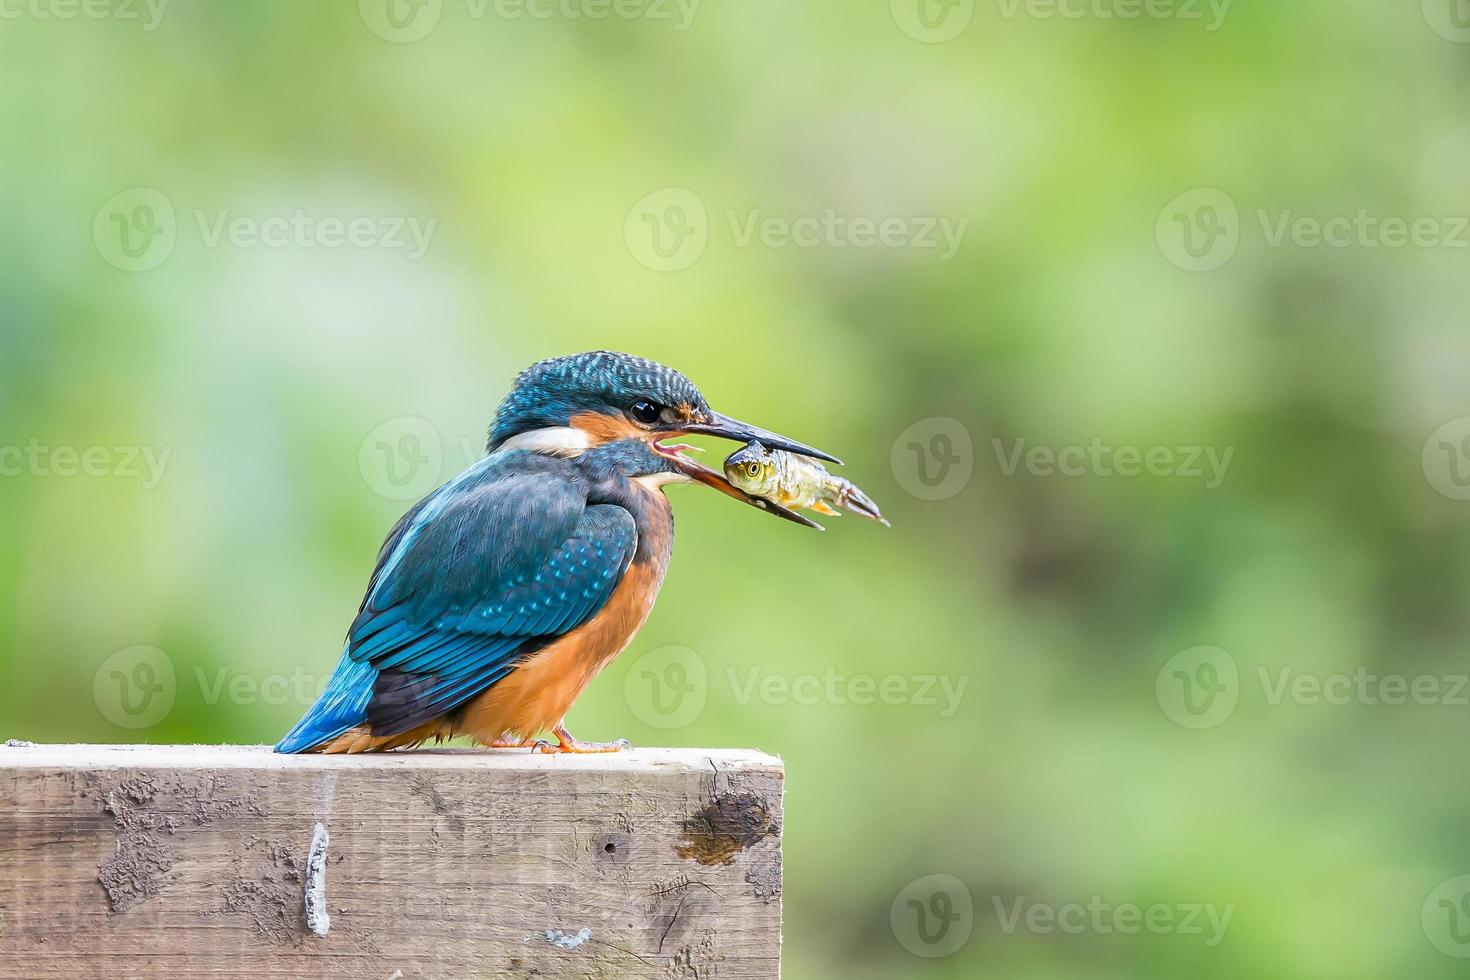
left=456, top=485, right=675, bottom=741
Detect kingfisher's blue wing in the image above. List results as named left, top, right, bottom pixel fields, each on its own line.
left=275, top=455, right=637, bottom=752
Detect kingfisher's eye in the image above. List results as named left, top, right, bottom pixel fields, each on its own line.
left=628, top=400, right=662, bottom=425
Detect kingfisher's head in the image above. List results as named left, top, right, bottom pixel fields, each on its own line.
left=487, top=351, right=838, bottom=527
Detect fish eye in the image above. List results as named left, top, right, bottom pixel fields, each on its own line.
left=629, top=400, right=662, bottom=425
left=746, top=462, right=762, bottom=478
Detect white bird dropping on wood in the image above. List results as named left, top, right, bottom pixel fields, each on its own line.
left=305, top=822, right=330, bottom=937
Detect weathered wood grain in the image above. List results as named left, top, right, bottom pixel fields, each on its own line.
left=0, top=743, right=783, bottom=979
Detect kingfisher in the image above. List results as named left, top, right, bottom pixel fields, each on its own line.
left=276, top=351, right=837, bottom=754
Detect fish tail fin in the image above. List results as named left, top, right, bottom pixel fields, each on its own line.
left=836, top=480, right=890, bottom=526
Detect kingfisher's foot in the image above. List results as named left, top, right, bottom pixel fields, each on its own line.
left=531, top=725, right=632, bottom=754
left=485, top=734, right=538, bottom=749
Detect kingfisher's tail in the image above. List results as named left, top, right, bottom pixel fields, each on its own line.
left=275, top=652, right=376, bottom=753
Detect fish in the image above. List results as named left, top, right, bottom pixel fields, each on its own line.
left=723, top=440, right=889, bottom=526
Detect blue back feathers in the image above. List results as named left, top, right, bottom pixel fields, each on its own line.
left=275, top=450, right=639, bottom=751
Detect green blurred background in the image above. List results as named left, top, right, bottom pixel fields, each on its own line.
left=4, top=1, right=1470, bottom=976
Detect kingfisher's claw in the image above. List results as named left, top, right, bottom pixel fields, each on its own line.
left=528, top=725, right=633, bottom=754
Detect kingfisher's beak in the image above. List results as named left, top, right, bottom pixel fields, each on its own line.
left=653, top=411, right=836, bottom=530
left=671, top=412, right=842, bottom=464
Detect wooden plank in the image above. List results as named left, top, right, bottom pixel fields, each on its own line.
left=0, top=744, right=783, bottom=979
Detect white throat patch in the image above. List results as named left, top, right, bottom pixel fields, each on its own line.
left=633, top=471, right=693, bottom=489
left=493, top=426, right=592, bottom=457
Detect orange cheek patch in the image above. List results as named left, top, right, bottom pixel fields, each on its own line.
left=570, top=411, right=645, bottom=446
